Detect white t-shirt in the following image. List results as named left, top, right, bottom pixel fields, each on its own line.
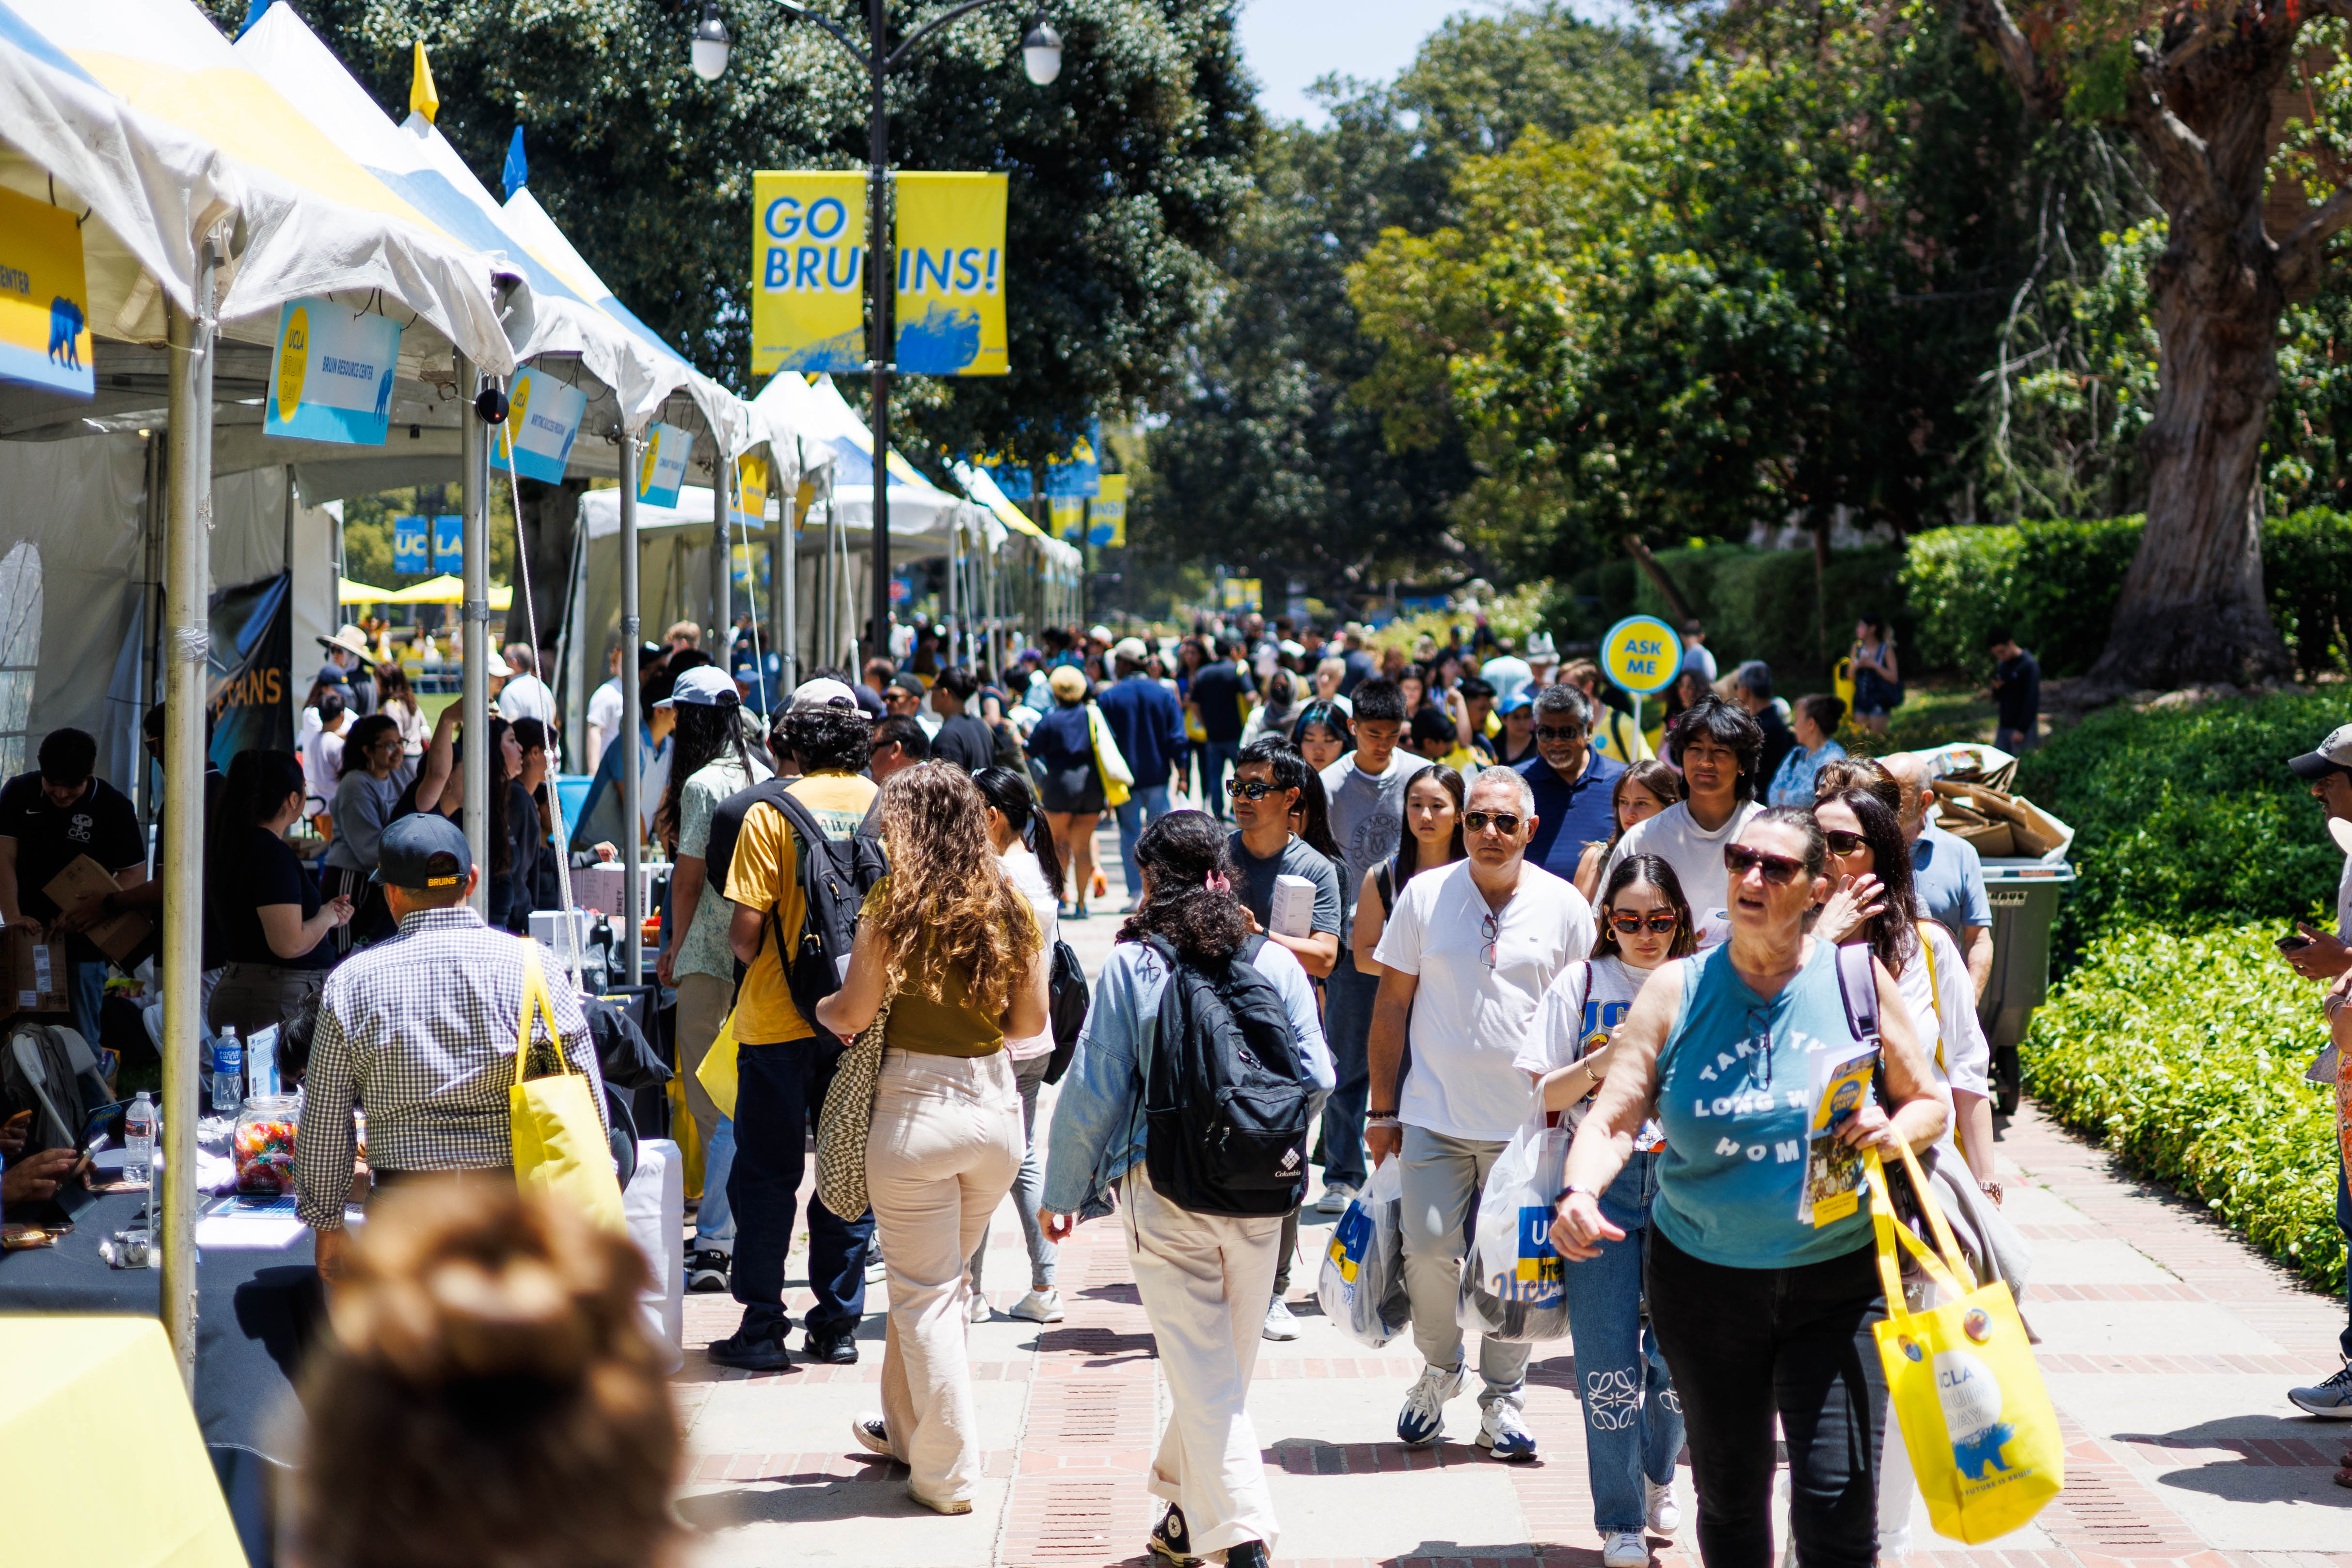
left=1373, top=859, right=1595, bottom=1141
left=587, top=678, right=625, bottom=768
left=1603, top=799, right=1764, bottom=946
left=1001, top=845, right=1060, bottom=1061
left=1517, top=953, right=1665, bottom=1145
left=1896, top=921, right=1989, bottom=1153
left=1680, top=644, right=1718, bottom=681
left=497, top=673, right=556, bottom=725
left=301, top=721, right=347, bottom=807
left=1479, top=655, right=1533, bottom=704
left=2337, top=850, right=2352, bottom=943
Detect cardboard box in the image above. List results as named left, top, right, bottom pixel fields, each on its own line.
left=575, top=860, right=667, bottom=919
left=1269, top=873, right=1319, bottom=939
left=41, top=855, right=153, bottom=965
left=4, top=924, right=69, bottom=1014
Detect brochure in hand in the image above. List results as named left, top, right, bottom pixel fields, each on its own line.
left=1796, top=1043, right=1878, bottom=1227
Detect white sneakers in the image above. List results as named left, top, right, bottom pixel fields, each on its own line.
left=1645, top=1477, right=1681, bottom=1536
left=967, top=1293, right=992, bottom=1324
left=1316, top=1180, right=1358, bottom=1215
left=1601, top=1530, right=1651, bottom=1568
left=1476, top=1401, right=1538, bottom=1461
left=1263, top=1298, right=1302, bottom=1341
left=1396, top=1362, right=1468, bottom=1445
left=1009, top=1289, right=1064, bottom=1323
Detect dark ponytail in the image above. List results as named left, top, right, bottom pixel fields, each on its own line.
left=223, top=748, right=305, bottom=828
left=970, top=765, right=1064, bottom=902
left=1117, top=810, right=1248, bottom=962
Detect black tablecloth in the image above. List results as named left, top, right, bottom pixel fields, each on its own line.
left=0, top=1173, right=322, bottom=1567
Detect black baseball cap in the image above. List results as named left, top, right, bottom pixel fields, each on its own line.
left=373, top=813, right=472, bottom=889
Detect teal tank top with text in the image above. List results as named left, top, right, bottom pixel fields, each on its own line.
left=1651, top=940, right=1876, bottom=1268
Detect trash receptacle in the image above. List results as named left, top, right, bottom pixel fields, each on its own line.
left=1974, top=859, right=2075, bottom=1114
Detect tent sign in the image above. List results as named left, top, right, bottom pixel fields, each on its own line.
left=431, top=513, right=462, bottom=570
left=264, top=297, right=400, bottom=444
left=497, top=366, right=585, bottom=482
left=637, top=421, right=692, bottom=507
left=734, top=452, right=770, bottom=528
left=893, top=173, right=1007, bottom=376
left=0, top=187, right=92, bottom=399
left=752, top=170, right=868, bottom=375
left=393, top=516, right=428, bottom=575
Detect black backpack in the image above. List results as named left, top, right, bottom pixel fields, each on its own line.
left=763, top=792, right=889, bottom=1046
left=1041, top=939, right=1091, bottom=1085
left=1140, top=935, right=1316, bottom=1216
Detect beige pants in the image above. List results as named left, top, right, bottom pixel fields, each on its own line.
left=673, top=971, right=732, bottom=1144
left=1121, top=1169, right=1285, bottom=1557
left=866, top=1047, right=1023, bottom=1503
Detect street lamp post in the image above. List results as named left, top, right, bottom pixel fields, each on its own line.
left=692, top=0, right=1061, bottom=664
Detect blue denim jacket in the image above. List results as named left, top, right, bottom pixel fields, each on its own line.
left=1039, top=937, right=1334, bottom=1214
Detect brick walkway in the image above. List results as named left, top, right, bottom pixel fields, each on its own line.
left=669, top=823, right=2352, bottom=1568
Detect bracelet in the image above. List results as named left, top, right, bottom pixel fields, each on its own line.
left=1367, top=1108, right=1399, bottom=1119
left=1367, top=1116, right=1403, bottom=1130
left=1554, top=1185, right=1598, bottom=1206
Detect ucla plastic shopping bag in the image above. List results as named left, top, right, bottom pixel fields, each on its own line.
left=1867, top=1144, right=2063, bottom=1542
left=1316, top=1156, right=1410, bottom=1349
left=1458, top=1118, right=1571, bottom=1343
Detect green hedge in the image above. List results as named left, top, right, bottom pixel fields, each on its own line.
left=2021, top=920, right=2347, bottom=1295
left=2011, top=687, right=2347, bottom=964
left=1557, top=541, right=1908, bottom=681
left=1904, top=509, right=2352, bottom=678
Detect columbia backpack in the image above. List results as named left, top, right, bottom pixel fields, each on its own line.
left=1140, top=935, right=1315, bottom=1216
left=764, top=792, right=889, bottom=1046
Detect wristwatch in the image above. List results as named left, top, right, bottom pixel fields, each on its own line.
left=1554, top=1184, right=1598, bottom=1206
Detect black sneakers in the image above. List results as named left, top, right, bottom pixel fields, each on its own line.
left=706, top=1327, right=794, bottom=1372
left=686, top=1248, right=731, bottom=1293
left=806, top=1330, right=860, bottom=1365
left=1148, top=1505, right=1202, bottom=1566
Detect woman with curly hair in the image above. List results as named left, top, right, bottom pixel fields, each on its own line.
left=1037, top=810, right=1332, bottom=1568
left=813, top=763, right=1050, bottom=1516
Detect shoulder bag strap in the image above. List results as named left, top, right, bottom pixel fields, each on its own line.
left=1913, top=920, right=1948, bottom=1074
left=513, top=939, right=573, bottom=1087
left=1833, top=940, right=1880, bottom=1049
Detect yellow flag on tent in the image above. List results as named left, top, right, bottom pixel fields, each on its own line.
left=410, top=42, right=439, bottom=124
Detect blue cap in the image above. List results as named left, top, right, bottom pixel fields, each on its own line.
left=372, top=812, right=472, bottom=889
left=1496, top=691, right=1534, bottom=715
left=315, top=663, right=350, bottom=686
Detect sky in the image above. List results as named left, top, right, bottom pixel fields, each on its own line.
left=1236, top=0, right=1637, bottom=126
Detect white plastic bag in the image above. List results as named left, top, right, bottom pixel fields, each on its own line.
left=1317, top=1156, right=1411, bottom=1349
left=1460, top=1120, right=1572, bottom=1343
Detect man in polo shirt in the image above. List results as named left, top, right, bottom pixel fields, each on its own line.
left=715, top=685, right=881, bottom=1370
left=1515, top=684, right=1623, bottom=884
left=1886, top=753, right=1993, bottom=998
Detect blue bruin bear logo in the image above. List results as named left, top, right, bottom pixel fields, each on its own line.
left=1953, top=1422, right=2018, bottom=1481
left=48, top=296, right=83, bottom=369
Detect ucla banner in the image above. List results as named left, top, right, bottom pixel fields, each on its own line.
left=0, top=188, right=92, bottom=399
left=393, top=516, right=428, bottom=575
left=894, top=173, right=1007, bottom=376
left=498, top=366, right=586, bottom=482
left=752, top=171, right=869, bottom=375
left=637, top=421, right=692, bottom=507
left=265, top=299, right=399, bottom=444
left=431, top=513, right=462, bottom=570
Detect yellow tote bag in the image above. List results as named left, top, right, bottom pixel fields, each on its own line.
left=510, top=942, right=626, bottom=1233
left=696, top=1009, right=742, bottom=1122
left=1866, top=1144, right=2063, bottom=1543
left=1086, top=702, right=1133, bottom=808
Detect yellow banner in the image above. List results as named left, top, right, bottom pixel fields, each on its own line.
left=752, top=171, right=868, bottom=375
left=735, top=452, right=771, bottom=528
left=893, top=173, right=1007, bottom=377
left=1049, top=496, right=1086, bottom=543
left=1092, top=474, right=1127, bottom=548
left=0, top=187, right=92, bottom=399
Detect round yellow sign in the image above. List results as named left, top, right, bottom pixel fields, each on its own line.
left=274, top=307, right=310, bottom=424
left=1600, top=615, right=1682, bottom=696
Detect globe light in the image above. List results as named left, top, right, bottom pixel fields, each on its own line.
left=691, top=0, right=731, bottom=81
left=1020, top=17, right=1062, bottom=85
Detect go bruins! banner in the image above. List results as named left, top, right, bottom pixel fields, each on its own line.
left=892, top=172, right=1006, bottom=376
left=0, top=188, right=92, bottom=399
left=264, top=297, right=400, bottom=444
left=752, top=171, right=869, bottom=375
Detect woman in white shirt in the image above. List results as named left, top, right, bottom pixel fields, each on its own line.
left=965, top=765, right=1067, bottom=1326
left=1516, top=855, right=1694, bottom=1567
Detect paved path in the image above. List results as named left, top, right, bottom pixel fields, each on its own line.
left=671, top=819, right=2352, bottom=1568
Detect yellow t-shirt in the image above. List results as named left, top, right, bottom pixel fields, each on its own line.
left=722, top=772, right=879, bottom=1044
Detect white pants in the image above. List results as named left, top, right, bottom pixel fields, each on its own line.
left=1877, top=1277, right=1944, bottom=1557
left=1121, top=1170, right=1285, bottom=1557
left=867, top=1048, right=1023, bottom=1503
left=1399, top=1125, right=1532, bottom=1409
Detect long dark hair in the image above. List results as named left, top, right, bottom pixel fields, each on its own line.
left=224, top=748, right=305, bottom=828
left=1593, top=854, right=1700, bottom=962
left=340, top=715, right=398, bottom=779
left=1395, top=763, right=1465, bottom=881
left=653, top=702, right=751, bottom=855
left=1291, top=699, right=1352, bottom=755
left=1290, top=768, right=1342, bottom=865
left=375, top=661, right=416, bottom=712
left=485, top=716, right=514, bottom=875
left=971, top=764, right=1064, bottom=902
left=1605, top=759, right=1685, bottom=859
left=1821, top=787, right=1921, bottom=975
left=1118, top=810, right=1248, bottom=962
left=512, top=718, right=556, bottom=839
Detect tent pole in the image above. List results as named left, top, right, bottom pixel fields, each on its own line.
left=159, top=241, right=218, bottom=1397
left=712, top=455, right=730, bottom=649
left=947, top=517, right=959, bottom=668
left=779, top=491, right=796, bottom=694
left=460, top=354, right=491, bottom=915
left=618, top=433, right=643, bottom=985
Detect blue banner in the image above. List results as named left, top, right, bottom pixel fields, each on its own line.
left=979, top=421, right=1101, bottom=499
left=496, top=366, right=587, bottom=483
left=205, top=573, right=292, bottom=771
left=431, top=513, right=462, bottom=570
left=393, top=515, right=428, bottom=575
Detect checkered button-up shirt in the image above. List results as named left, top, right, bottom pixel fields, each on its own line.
left=294, top=906, right=606, bottom=1230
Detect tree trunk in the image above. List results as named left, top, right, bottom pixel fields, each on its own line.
left=1621, top=533, right=1696, bottom=625
left=2087, top=241, right=2290, bottom=690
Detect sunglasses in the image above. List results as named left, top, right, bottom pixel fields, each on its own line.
left=1822, top=829, right=1868, bottom=855
left=1607, top=910, right=1680, bottom=935
left=1462, top=810, right=1524, bottom=836
left=1225, top=778, right=1284, bottom=801
left=1535, top=725, right=1587, bottom=743
left=1723, top=843, right=1807, bottom=886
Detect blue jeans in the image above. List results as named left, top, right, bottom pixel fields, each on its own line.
left=1113, top=783, right=1173, bottom=900
left=729, top=1038, right=875, bottom=1341
left=1200, top=740, right=1241, bottom=818
left=68, top=958, right=107, bottom=1052
left=1318, top=964, right=1379, bottom=1191
left=695, top=1115, right=737, bottom=1249
left=969, top=1053, right=1057, bottom=1292
left=1562, top=1152, right=1683, bottom=1533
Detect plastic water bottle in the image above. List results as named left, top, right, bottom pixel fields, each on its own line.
left=124, top=1092, right=156, bottom=1188
left=211, top=1026, right=242, bottom=1115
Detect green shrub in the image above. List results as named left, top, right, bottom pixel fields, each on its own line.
left=1901, top=517, right=2142, bottom=677
left=2021, top=919, right=2346, bottom=1295
left=2266, top=509, right=2352, bottom=679
left=2012, top=687, right=2347, bottom=963
left=1612, top=541, right=1909, bottom=681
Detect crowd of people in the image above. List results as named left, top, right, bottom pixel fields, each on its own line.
left=19, top=593, right=2352, bottom=1568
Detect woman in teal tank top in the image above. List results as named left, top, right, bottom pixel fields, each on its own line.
left=1546, top=806, right=1947, bottom=1568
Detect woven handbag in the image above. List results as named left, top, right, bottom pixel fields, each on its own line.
left=813, top=994, right=891, bottom=1221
